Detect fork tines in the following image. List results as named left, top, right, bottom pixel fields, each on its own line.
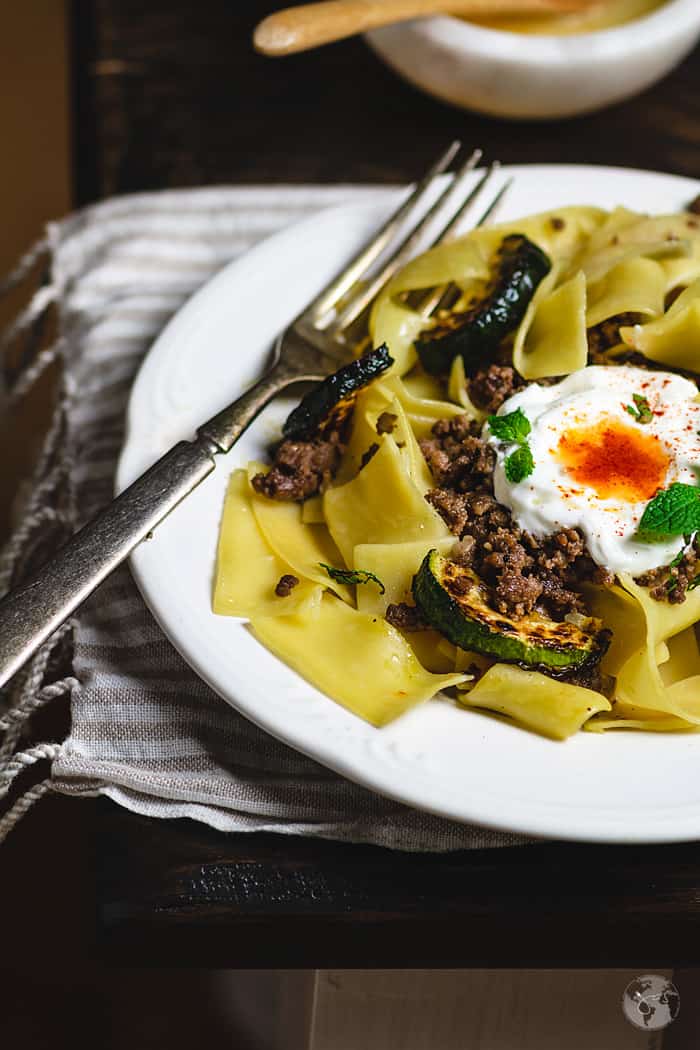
left=298, top=142, right=509, bottom=349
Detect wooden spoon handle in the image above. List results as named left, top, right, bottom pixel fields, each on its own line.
left=254, top=0, right=595, bottom=55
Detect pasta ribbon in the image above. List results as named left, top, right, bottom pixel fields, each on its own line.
left=594, top=575, right=700, bottom=727
left=247, top=464, right=352, bottom=603
left=468, top=207, right=606, bottom=268
left=447, top=356, right=488, bottom=421
left=459, top=663, right=611, bottom=740
left=619, top=279, right=700, bottom=370
left=514, top=269, right=587, bottom=379
left=213, top=470, right=322, bottom=618
left=249, top=594, right=467, bottom=726
left=323, top=437, right=448, bottom=566
left=586, top=257, right=666, bottom=328
left=381, top=372, right=467, bottom=439
left=352, top=537, right=455, bottom=616
left=336, top=382, right=393, bottom=483
left=370, top=296, right=425, bottom=377
left=578, top=210, right=696, bottom=284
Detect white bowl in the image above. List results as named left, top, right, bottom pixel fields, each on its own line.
left=365, top=0, right=700, bottom=119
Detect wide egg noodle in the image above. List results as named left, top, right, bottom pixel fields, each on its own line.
left=249, top=594, right=467, bottom=727
left=376, top=235, right=487, bottom=298
left=370, top=295, right=426, bottom=377
left=613, top=645, right=700, bottom=727
left=387, top=395, right=435, bottom=494
left=619, top=278, right=700, bottom=370
left=335, top=381, right=435, bottom=491
left=618, top=572, right=700, bottom=649
left=213, top=470, right=322, bottom=618
left=458, top=663, right=611, bottom=741
left=578, top=206, right=645, bottom=261
left=585, top=257, right=666, bottom=328
left=659, top=625, right=700, bottom=686
left=247, top=463, right=353, bottom=603
left=404, top=630, right=464, bottom=675
left=301, top=495, right=325, bottom=524
left=576, top=210, right=696, bottom=285
left=585, top=706, right=695, bottom=733
left=591, top=575, right=700, bottom=729
left=395, top=370, right=450, bottom=404
left=381, top=372, right=467, bottom=438
left=353, top=536, right=456, bottom=617
left=511, top=263, right=560, bottom=378
left=335, top=382, right=393, bottom=483
left=323, top=436, right=449, bottom=567
left=447, top=355, right=488, bottom=422
left=358, top=384, right=436, bottom=494
left=369, top=207, right=606, bottom=378
left=591, top=212, right=700, bottom=292
left=351, top=536, right=460, bottom=674
left=583, top=581, right=646, bottom=677
left=383, top=372, right=463, bottom=420
left=466, top=206, right=606, bottom=268
left=514, top=269, right=587, bottom=379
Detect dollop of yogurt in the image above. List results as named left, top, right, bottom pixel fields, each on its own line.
left=486, top=365, right=700, bottom=575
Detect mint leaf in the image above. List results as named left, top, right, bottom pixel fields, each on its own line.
left=632, top=394, right=653, bottom=423
left=489, top=407, right=535, bottom=483
left=625, top=393, right=653, bottom=424
left=505, top=445, right=535, bottom=484
left=488, top=407, right=531, bottom=444
left=637, top=483, right=700, bottom=540
left=319, top=563, right=385, bottom=594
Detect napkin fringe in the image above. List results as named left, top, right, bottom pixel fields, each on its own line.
left=0, top=742, right=63, bottom=845
left=0, top=234, right=51, bottom=300
left=0, top=230, right=59, bottom=410
left=0, top=264, right=78, bottom=840
left=0, top=778, right=55, bottom=845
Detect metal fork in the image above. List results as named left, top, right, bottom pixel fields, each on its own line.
left=0, top=142, right=508, bottom=689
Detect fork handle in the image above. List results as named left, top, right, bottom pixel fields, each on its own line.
left=0, top=365, right=299, bottom=690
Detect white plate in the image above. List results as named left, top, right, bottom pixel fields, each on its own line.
left=118, top=164, right=700, bottom=844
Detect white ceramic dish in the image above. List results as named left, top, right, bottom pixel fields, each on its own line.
left=365, top=0, right=700, bottom=119
left=118, top=164, right=700, bottom=844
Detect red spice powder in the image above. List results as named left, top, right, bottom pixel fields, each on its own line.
left=557, top=419, right=670, bottom=502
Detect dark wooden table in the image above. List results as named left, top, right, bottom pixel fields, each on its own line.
left=9, top=0, right=700, bottom=968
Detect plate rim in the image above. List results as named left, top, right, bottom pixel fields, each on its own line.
left=118, top=163, right=700, bottom=844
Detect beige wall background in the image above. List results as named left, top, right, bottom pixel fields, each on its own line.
left=0, top=3, right=71, bottom=280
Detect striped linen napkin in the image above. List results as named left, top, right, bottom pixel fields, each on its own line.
left=0, top=186, right=529, bottom=850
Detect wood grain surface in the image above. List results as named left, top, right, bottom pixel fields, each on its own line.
left=76, top=0, right=700, bottom=201
left=5, top=0, right=700, bottom=971
left=98, top=802, right=700, bottom=967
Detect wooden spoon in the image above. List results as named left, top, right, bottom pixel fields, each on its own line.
left=254, top=0, right=600, bottom=55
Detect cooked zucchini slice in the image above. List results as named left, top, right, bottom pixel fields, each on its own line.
left=412, top=550, right=610, bottom=673
left=415, top=234, right=551, bottom=375
left=282, top=344, right=393, bottom=440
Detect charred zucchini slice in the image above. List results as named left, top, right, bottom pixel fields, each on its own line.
left=413, top=550, right=609, bottom=673
left=415, top=234, right=551, bottom=375
left=282, top=344, right=393, bottom=440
